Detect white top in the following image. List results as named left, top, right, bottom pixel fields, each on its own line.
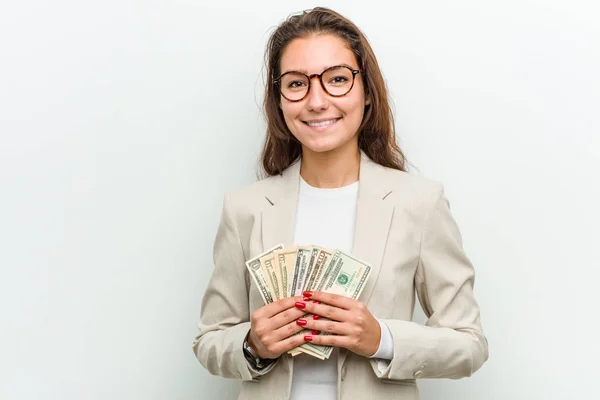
left=289, top=177, right=393, bottom=400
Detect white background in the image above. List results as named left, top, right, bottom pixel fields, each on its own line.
left=1, top=1, right=598, bottom=399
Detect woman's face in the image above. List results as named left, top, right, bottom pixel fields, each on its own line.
left=278, top=34, right=369, bottom=155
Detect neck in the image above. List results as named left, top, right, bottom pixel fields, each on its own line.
left=300, top=140, right=360, bottom=189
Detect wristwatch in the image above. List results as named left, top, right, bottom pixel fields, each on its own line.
left=243, top=333, right=274, bottom=370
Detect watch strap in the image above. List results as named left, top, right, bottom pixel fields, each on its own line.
left=243, top=333, right=273, bottom=370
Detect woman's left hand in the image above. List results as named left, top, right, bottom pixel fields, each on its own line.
left=294, top=290, right=381, bottom=357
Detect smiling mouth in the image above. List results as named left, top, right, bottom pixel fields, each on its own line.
left=303, top=118, right=341, bottom=128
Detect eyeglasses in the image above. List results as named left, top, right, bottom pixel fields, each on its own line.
left=274, top=65, right=361, bottom=102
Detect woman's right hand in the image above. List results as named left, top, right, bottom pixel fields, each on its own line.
left=247, top=296, right=311, bottom=359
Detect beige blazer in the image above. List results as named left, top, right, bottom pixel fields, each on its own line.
left=192, top=152, right=488, bottom=400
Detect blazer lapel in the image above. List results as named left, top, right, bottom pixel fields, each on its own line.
left=261, top=159, right=302, bottom=377
left=261, top=158, right=301, bottom=252
left=352, top=153, right=395, bottom=305
left=338, top=151, right=395, bottom=371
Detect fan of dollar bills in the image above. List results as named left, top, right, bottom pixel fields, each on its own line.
left=245, top=244, right=372, bottom=360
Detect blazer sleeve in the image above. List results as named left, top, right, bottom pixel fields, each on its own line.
left=372, top=185, right=489, bottom=380
left=192, top=192, right=277, bottom=381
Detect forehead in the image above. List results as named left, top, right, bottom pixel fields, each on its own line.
left=280, top=34, right=358, bottom=74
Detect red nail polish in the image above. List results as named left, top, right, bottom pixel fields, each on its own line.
left=311, top=330, right=320, bottom=335
left=303, top=296, right=311, bottom=301
left=303, top=291, right=313, bottom=297
left=296, top=319, right=307, bottom=326
left=295, top=302, right=306, bottom=309
left=312, top=315, right=321, bottom=320
left=304, top=335, right=313, bottom=341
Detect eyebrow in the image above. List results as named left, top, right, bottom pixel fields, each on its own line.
left=281, top=63, right=356, bottom=75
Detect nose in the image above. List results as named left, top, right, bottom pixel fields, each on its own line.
left=306, top=77, right=329, bottom=111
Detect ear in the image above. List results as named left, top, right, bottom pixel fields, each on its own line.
left=364, top=86, right=372, bottom=106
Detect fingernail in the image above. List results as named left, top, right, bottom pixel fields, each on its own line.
left=311, top=330, right=320, bottom=335
left=303, top=296, right=311, bottom=301
left=303, top=291, right=313, bottom=297
left=295, top=302, right=306, bottom=309
left=312, top=315, right=321, bottom=320
left=296, top=319, right=307, bottom=326
left=314, top=301, right=321, bottom=304
left=304, top=335, right=313, bottom=341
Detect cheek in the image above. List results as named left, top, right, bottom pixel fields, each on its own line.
left=281, top=104, right=301, bottom=124
left=341, top=89, right=366, bottom=113
left=342, top=99, right=366, bottom=125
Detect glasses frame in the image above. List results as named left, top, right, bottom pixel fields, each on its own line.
left=274, top=65, right=361, bottom=102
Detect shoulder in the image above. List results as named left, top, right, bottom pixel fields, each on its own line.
left=369, top=165, right=451, bottom=233
left=372, top=162, right=444, bottom=204
left=221, top=174, right=280, bottom=219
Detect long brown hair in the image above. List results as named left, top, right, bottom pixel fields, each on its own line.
left=260, top=7, right=407, bottom=177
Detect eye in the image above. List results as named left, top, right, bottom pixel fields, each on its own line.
left=288, top=80, right=307, bottom=89
left=329, top=76, right=349, bottom=85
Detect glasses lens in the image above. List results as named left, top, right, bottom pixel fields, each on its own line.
left=322, top=67, right=354, bottom=96
left=280, top=73, right=309, bottom=101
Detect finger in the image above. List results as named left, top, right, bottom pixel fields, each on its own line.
left=272, top=328, right=313, bottom=355
left=257, top=295, right=306, bottom=318
left=303, top=291, right=357, bottom=310
left=298, top=300, right=351, bottom=322
left=303, top=333, right=351, bottom=349
left=301, top=318, right=350, bottom=335
left=271, top=318, right=307, bottom=342
left=270, top=306, right=309, bottom=330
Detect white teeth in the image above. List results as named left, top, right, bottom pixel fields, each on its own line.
left=307, top=119, right=337, bottom=127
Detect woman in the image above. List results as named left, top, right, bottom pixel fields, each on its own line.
left=192, top=7, right=488, bottom=400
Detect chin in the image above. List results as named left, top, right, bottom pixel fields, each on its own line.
left=306, top=148, right=336, bottom=155
left=302, top=139, right=349, bottom=154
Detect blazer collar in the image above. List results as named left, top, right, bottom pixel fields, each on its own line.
left=263, top=151, right=391, bottom=206
left=261, top=150, right=394, bottom=302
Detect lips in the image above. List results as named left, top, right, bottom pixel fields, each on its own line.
left=303, top=118, right=341, bottom=128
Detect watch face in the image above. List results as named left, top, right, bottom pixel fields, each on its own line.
left=244, top=341, right=257, bottom=357
left=243, top=348, right=260, bottom=369
left=243, top=341, right=256, bottom=356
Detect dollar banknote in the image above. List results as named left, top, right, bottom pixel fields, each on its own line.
left=260, top=252, right=282, bottom=301
left=305, top=247, right=334, bottom=291
left=245, top=244, right=284, bottom=304
left=303, top=246, right=321, bottom=291
left=272, top=246, right=298, bottom=298
left=290, top=346, right=326, bottom=359
left=290, top=246, right=312, bottom=296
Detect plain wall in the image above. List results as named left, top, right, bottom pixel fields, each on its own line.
left=1, top=0, right=598, bottom=399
